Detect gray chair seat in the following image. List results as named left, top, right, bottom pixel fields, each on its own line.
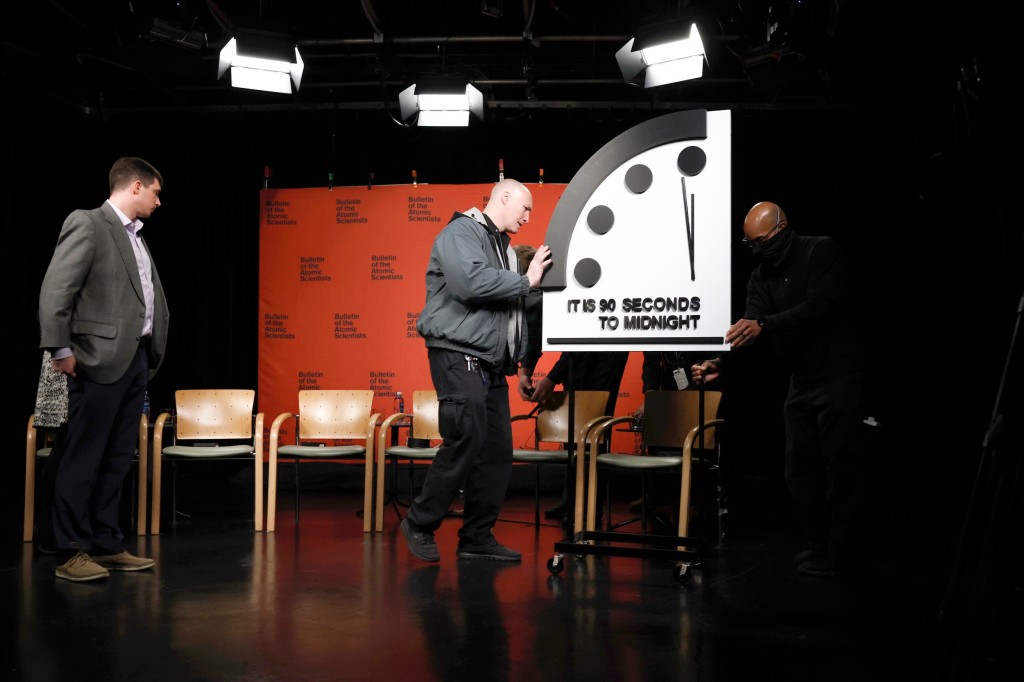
left=384, top=445, right=439, bottom=460
left=277, top=444, right=365, bottom=459
left=163, top=444, right=255, bottom=458
left=512, top=448, right=569, bottom=464
left=596, top=453, right=682, bottom=469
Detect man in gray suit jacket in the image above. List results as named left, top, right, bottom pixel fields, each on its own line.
left=39, top=157, right=170, bottom=582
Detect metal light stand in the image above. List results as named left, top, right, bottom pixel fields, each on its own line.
left=938, top=290, right=1023, bottom=679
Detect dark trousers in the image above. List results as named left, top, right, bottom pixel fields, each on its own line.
left=53, top=345, right=148, bottom=560
left=36, top=425, right=67, bottom=548
left=783, top=371, right=867, bottom=565
left=406, top=348, right=513, bottom=546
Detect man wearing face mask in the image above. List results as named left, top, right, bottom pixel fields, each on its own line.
left=691, top=201, right=870, bottom=577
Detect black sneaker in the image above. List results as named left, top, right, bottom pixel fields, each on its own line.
left=456, top=536, right=522, bottom=562
left=401, top=518, right=440, bottom=562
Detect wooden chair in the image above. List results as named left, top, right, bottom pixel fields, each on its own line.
left=511, top=390, right=611, bottom=527
left=267, top=390, right=380, bottom=533
left=373, top=389, right=442, bottom=532
left=582, top=389, right=724, bottom=542
left=151, top=389, right=265, bottom=534
left=24, top=413, right=150, bottom=542
left=550, top=389, right=723, bottom=583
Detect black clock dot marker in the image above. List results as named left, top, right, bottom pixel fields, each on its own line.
left=586, top=205, right=614, bottom=235
left=624, top=164, right=653, bottom=193
left=574, top=258, right=602, bottom=287
left=677, top=146, right=707, bottom=176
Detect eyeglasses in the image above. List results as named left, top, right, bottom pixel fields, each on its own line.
left=741, top=221, right=782, bottom=248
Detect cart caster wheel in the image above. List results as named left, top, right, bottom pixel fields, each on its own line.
left=673, top=563, right=693, bottom=584
left=547, top=554, right=565, bottom=574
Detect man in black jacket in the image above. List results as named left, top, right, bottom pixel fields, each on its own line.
left=402, top=179, right=551, bottom=563
left=692, top=201, right=871, bottom=576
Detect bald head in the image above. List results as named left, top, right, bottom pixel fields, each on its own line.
left=743, top=201, right=788, bottom=244
left=484, top=179, right=533, bottom=234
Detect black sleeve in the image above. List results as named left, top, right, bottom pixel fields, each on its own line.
left=547, top=352, right=570, bottom=385
left=641, top=352, right=665, bottom=393
left=521, top=290, right=544, bottom=372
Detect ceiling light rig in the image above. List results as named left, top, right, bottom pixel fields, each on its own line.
left=398, top=79, right=485, bottom=127
left=217, top=26, right=304, bottom=94
left=616, top=18, right=708, bottom=88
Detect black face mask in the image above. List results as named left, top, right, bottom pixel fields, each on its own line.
left=751, top=229, right=793, bottom=266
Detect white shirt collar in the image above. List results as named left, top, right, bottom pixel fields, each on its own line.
left=107, top=199, right=144, bottom=233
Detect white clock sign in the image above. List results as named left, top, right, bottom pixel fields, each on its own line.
left=540, top=108, right=732, bottom=353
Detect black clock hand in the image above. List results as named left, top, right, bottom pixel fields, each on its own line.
left=681, top=176, right=696, bottom=281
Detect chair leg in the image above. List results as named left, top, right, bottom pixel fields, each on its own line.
left=677, top=451, right=694, bottom=542
left=169, top=460, right=192, bottom=525
left=136, top=417, right=148, bottom=536
left=385, top=458, right=406, bottom=522
left=388, top=458, right=403, bottom=521
left=151, top=454, right=162, bottom=535
left=23, top=447, right=37, bottom=543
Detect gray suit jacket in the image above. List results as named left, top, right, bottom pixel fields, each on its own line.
left=39, top=202, right=170, bottom=384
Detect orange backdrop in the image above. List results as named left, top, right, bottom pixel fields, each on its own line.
left=258, top=183, right=644, bottom=454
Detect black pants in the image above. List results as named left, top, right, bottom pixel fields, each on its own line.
left=53, top=345, right=148, bottom=561
left=784, top=371, right=867, bottom=565
left=406, top=348, right=513, bottom=546
left=35, top=425, right=67, bottom=548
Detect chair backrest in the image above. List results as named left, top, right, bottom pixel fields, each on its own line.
left=535, top=390, right=610, bottom=444
left=296, top=389, right=374, bottom=440
left=642, top=390, right=722, bottom=450
left=410, top=390, right=442, bottom=441
left=174, top=389, right=256, bottom=440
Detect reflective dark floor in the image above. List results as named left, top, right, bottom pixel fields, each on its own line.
left=4, top=473, right=959, bottom=682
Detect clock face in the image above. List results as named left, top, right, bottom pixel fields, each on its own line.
left=540, top=109, right=733, bottom=353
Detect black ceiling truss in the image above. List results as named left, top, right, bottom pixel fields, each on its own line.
left=2, top=0, right=999, bottom=119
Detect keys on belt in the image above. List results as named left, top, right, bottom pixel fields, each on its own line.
left=464, top=354, right=487, bottom=385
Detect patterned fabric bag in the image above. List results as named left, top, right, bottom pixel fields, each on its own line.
left=34, top=350, right=68, bottom=428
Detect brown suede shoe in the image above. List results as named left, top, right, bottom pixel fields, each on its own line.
left=92, top=551, right=155, bottom=571
left=56, top=551, right=110, bottom=582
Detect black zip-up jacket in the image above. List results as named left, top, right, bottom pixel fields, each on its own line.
left=745, top=232, right=867, bottom=386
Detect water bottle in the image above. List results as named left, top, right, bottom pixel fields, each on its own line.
left=394, top=391, right=405, bottom=416
left=142, top=390, right=151, bottom=418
